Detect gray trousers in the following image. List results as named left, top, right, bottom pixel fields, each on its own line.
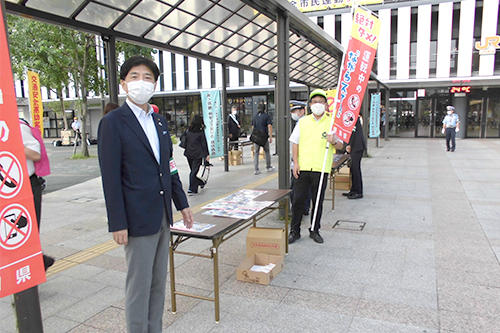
left=253, top=142, right=272, bottom=171
left=124, top=214, right=169, bottom=333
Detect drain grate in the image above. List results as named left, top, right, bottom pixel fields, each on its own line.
left=333, top=220, right=366, bottom=231
left=69, top=197, right=97, bottom=204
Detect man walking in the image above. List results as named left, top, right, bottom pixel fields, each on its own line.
left=442, top=105, right=460, bottom=152
left=98, top=56, right=193, bottom=332
left=251, top=103, right=275, bottom=174
left=288, top=89, right=343, bottom=244
left=228, top=105, right=241, bottom=151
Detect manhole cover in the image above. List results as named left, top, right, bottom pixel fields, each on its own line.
left=333, top=220, right=365, bottom=231
left=69, top=197, right=97, bottom=204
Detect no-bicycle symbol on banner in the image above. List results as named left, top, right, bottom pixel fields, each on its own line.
left=0, top=204, right=32, bottom=250
left=0, top=151, right=24, bottom=199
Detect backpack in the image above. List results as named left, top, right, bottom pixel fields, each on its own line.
left=20, top=120, right=51, bottom=176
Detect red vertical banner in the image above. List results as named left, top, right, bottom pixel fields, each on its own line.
left=0, top=4, right=46, bottom=298
left=332, top=7, right=381, bottom=143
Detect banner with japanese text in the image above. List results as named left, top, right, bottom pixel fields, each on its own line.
left=201, top=89, right=223, bottom=158
left=369, top=93, right=381, bottom=138
left=0, top=5, right=46, bottom=298
left=27, top=71, right=44, bottom=138
left=332, top=7, right=381, bottom=143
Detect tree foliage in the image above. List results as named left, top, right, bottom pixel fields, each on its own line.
left=8, top=14, right=104, bottom=157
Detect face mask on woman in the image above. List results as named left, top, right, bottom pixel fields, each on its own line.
left=310, top=103, right=325, bottom=116
left=291, top=113, right=300, bottom=121
left=125, top=80, right=155, bottom=105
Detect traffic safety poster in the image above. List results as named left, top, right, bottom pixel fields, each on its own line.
left=0, top=4, right=46, bottom=298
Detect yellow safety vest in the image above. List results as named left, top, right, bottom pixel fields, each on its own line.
left=298, top=114, right=335, bottom=173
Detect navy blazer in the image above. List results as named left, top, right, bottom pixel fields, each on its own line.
left=97, top=103, right=189, bottom=237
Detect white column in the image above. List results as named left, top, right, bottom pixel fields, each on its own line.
left=229, top=66, right=239, bottom=87
left=175, top=54, right=185, bottom=91
left=215, top=63, right=223, bottom=88
left=201, top=60, right=211, bottom=89
left=396, top=7, right=411, bottom=80
left=479, top=0, right=499, bottom=76
left=457, top=0, right=476, bottom=77
left=341, top=12, right=352, bottom=49
left=436, top=2, right=453, bottom=78
left=188, top=57, right=198, bottom=90
left=377, top=9, right=391, bottom=80
left=323, top=14, right=335, bottom=39
left=416, top=4, right=431, bottom=79
left=162, top=51, right=172, bottom=91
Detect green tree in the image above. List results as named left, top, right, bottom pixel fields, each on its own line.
left=8, top=15, right=104, bottom=157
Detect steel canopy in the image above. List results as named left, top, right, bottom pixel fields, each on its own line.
left=5, top=0, right=343, bottom=89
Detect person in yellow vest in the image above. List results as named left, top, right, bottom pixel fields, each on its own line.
left=288, top=89, right=344, bottom=244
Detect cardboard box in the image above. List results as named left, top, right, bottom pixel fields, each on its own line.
left=246, top=227, right=285, bottom=258
left=236, top=253, right=284, bottom=285
left=229, top=150, right=242, bottom=165
left=335, top=166, right=351, bottom=191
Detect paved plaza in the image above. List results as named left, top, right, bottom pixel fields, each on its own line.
left=1, top=138, right=499, bottom=332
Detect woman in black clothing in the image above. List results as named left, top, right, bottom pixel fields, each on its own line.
left=183, top=115, right=210, bottom=195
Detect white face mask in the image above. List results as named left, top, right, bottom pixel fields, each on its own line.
left=310, top=103, right=325, bottom=116
left=447, top=111, right=452, bottom=115
left=291, top=113, right=299, bottom=121
left=232, top=110, right=237, bottom=115
left=125, top=80, right=155, bottom=105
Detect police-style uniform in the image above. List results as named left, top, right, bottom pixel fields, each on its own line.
left=442, top=108, right=460, bottom=151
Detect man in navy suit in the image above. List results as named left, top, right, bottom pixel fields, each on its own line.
left=98, top=56, right=193, bottom=332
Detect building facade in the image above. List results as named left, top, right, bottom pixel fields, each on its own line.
left=15, top=0, right=500, bottom=140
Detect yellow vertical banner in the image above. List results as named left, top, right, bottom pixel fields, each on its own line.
left=27, top=71, right=44, bottom=137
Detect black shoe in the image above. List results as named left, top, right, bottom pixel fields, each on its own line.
left=447, top=149, right=450, bottom=151
left=309, top=230, right=324, bottom=243
left=43, top=255, right=55, bottom=271
left=342, top=191, right=353, bottom=197
left=288, top=232, right=300, bottom=244
left=347, top=193, right=363, bottom=199
left=451, top=149, right=455, bottom=152
left=303, top=210, right=309, bottom=216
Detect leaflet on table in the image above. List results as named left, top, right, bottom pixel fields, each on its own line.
left=219, top=189, right=268, bottom=202
left=170, top=221, right=216, bottom=233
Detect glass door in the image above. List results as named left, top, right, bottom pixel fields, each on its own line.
left=485, top=97, right=500, bottom=138
left=432, top=97, right=450, bottom=138
left=467, top=99, right=482, bottom=138
left=417, top=99, right=433, bottom=137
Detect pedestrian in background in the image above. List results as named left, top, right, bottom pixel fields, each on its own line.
left=442, top=105, right=460, bottom=152
left=104, top=102, right=120, bottom=115
left=98, top=55, right=193, bottom=332
left=289, top=100, right=310, bottom=216
left=228, top=105, right=241, bottom=151
left=183, top=114, right=210, bottom=195
left=344, top=116, right=366, bottom=199
left=251, top=103, right=275, bottom=175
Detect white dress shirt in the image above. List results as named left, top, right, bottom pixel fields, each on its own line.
left=126, top=99, right=160, bottom=164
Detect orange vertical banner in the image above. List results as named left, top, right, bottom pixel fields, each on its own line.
left=332, top=7, right=381, bottom=143
left=0, top=5, right=46, bottom=298
left=27, top=70, right=44, bottom=138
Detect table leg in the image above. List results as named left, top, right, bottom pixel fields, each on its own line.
left=169, top=235, right=177, bottom=314
left=332, top=173, right=336, bottom=211
left=211, top=240, right=220, bottom=323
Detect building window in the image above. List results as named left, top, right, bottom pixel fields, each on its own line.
left=335, top=16, right=341, bottom=42
left=184, top=56, right=189, bottom=89
left=239, top=68, right=244, bottom=86
left=317, top=16, right=324, bottom=29
left=390, top=9, right=397, bottom=78
left=197, top=59, right=202, bottom=89
left=429, top=6, right=439, bottom=77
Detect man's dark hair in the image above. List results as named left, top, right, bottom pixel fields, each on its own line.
left=257, top=103, right=266, bottom=113
left=120, top=56, right=160, bottom=81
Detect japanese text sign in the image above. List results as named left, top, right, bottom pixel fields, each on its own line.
left=332, top=7, right=380, bottom=143
left=201, top=89, right=223, bottom=158
left=27, top=71, right=44, bottom=138
left=0, top=6, right=46, bottom=298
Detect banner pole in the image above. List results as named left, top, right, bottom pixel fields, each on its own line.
left=309, top=3, right=357, bottom=233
